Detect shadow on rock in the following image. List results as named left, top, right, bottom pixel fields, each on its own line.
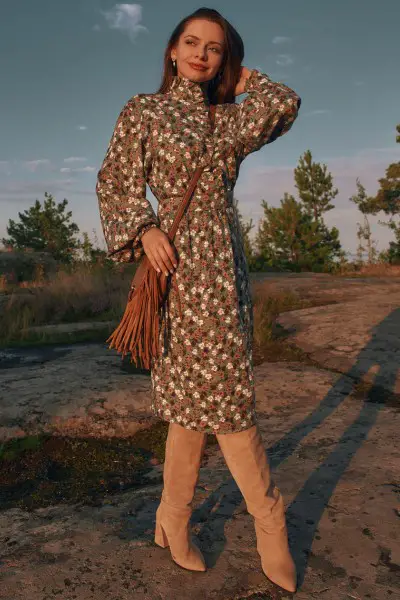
left=194, top=308, right=400, bottom=586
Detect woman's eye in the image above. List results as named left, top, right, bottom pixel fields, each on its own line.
left=185, top=40, right=219, bottom=52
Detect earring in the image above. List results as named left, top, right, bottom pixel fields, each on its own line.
left=172, top=59, right=176, bottom=69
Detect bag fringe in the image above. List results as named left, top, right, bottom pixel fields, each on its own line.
left=106, top=266, right=165, bottom=369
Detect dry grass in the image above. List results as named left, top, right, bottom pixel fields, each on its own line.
left=336, top=262, right=400, bottom=278
left=1, top=262, right=335, bottom=354
left=0, top=262, right=136, bottom=344
left=251, top=281, right=324, bottom=365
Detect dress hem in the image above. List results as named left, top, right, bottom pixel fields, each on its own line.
left=152, top=412, right=258, bottom=435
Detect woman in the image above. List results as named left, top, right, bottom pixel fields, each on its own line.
left=96, top=7, right=301, bottom=593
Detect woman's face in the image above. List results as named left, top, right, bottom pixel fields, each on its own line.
left=171, top=18, right=225, bottom=83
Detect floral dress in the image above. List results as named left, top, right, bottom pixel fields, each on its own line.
left=96, top=69, right=301, bottom=434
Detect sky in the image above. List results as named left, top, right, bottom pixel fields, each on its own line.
left=1, top=0, right=399, bottom=258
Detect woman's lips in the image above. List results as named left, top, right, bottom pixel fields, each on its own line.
left=189, top=63, right=207, bottom=71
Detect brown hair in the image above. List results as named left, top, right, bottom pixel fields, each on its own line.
left=156, top=7, right=244, bottom=105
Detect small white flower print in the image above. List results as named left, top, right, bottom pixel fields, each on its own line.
left=106, top=72, right=290, bottom=434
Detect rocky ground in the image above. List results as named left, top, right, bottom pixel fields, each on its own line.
left=0, top=274, right=399, bottom=599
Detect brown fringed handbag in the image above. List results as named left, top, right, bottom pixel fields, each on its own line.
left=106, top=104, right=217, bottom=369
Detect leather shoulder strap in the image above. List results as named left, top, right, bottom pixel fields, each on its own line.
left=210, top=103, right=216, bottom=129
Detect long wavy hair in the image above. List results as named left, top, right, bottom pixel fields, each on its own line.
left=156, top=7, right=244, bottom=105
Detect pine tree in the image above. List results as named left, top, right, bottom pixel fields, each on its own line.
left=294, top=149, right=338, bottom=221
left=349, top=178, right=378, bottom=264
left=1, top=192, right=80, bottom=263
left=355, top=224, right=366, bottom=266
left=254, top=151, right=343, bottom=271
left=363, top=124, right=400, bottom=263
left=255, top=194, right=342, bottom=272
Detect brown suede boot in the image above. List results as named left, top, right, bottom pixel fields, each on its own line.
left=154, top=423, right=207, bottom=572
left=216, top=424, right=297, bottom=593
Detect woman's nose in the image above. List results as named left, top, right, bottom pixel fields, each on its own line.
left=195, top=49, right=207, bottom=60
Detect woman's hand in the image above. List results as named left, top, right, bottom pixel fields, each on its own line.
left=141, top=227, right=178, bottom=276
left=234, top=66, right=253, bottom=96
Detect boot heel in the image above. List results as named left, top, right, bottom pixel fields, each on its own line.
left=155, top=521, right=169, bottom=548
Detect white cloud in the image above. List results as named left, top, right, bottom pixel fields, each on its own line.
left=77, top=125, right=87, bottom=131
left=276, top=54, right=294, bottom=67
left=60, top=166, right=95, bottom=173
left=302, top=109, right=332, bottom=117
left=22, top=159, right=51, bottom=172
left=320, top=147, right=400, bottom=173
left=373, top=147, right=398, bottom=153
left=0, top=161, right=11, bottom=175
left=76, top=166, right=96, bottom=172
left=272, top=36, right=292, bottom=44
left=0, top=179, right=77, bottom=203
left=93, top=24, right=101, bottom=32
left=64, top=157, right=87, bottom=163
left=101, top=3, right=148, bottom=42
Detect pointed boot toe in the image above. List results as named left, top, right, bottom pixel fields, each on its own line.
left=155, top=503, right=207, bottom=572
left=176, top=538, right=207, bottom=572
left=255, top=520, right=297, bottom=593
left=260, top=556, right=297, bottom=593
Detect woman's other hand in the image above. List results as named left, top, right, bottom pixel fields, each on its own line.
left=234, top=66, right=253, bottom=96
left=141, top=227, right=178, bottom=276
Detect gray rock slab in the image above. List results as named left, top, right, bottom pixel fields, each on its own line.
left=0, top=361, right=399, bottom=599
left=277, top=291, right=400, bottom=395
left=0, top=275, right=399, bottom=598
left=0, top=344, right=156, bottom=441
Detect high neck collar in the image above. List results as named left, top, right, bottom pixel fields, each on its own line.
left=169, top=74, right=210, bottom=105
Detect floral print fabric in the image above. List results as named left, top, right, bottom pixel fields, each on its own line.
left=96, top=69, right=301, bottom=434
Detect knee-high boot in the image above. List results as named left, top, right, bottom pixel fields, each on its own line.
left=216, top=423, right=297, bottom=593
left=154, top=422, right=207, bottom=572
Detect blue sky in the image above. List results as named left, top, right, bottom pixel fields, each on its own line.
left=1, top=0, right=399, bottom=257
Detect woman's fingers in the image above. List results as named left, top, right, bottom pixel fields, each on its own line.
left=155, top=244, right=178, bottom=275
left=144, top=249, right=161, bottom=274
left=141, top=227, right=178, bottom=275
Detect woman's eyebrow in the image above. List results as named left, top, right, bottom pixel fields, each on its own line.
left=184, top=34, right=223, bottom=46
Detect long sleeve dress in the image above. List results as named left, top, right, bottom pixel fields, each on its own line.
left=96, top=69, right=301, bottom=434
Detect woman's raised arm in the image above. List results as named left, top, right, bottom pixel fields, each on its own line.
left=96, top=96, right=160, bottom=263
left=235, top=69, right=301, bottom=159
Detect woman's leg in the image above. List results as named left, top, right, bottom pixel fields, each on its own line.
left=216, top=423, right=297, bottom=593
left=155, top=422, right=208, bottom=571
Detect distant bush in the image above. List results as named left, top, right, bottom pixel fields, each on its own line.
left=336, top=262, right=400, bottom=277
left=0, top=249, right=58, bottom=284
left=0, top=259, right=136, bottom=344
